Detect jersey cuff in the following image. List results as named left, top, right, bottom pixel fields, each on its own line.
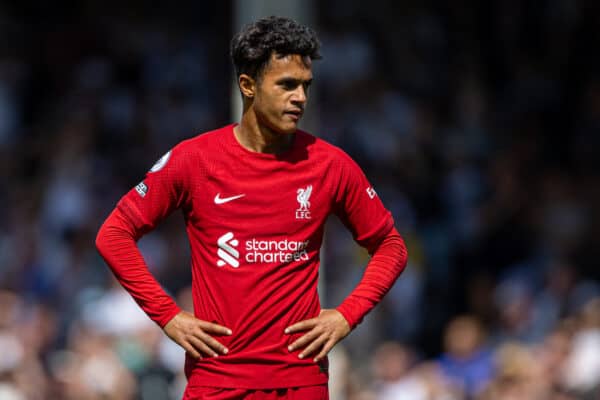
left=336, top=301, right=362, bottom=330
left=156, top=304, right=183, bottom=328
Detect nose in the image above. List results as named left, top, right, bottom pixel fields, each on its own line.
left=292, top=85, right=307, bottom=105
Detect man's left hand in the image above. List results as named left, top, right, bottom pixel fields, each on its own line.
left=284, top=309, right=351, bottom=362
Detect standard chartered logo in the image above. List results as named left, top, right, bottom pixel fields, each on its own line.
left=216, top=233, right=309, bottom=267
left=217, top=232, right=240, bottom=268
left=245, top=238, right=310, bottom=263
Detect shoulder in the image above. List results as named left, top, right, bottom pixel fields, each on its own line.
left=296, top=129, right=357, bottom=167
left=297, top=130, right=371, bottom=194
left=166, top=125, right=232, bottom=166
left=175, top=124, right=232, bottom=153
left=153, top=125, right=232, bottom=176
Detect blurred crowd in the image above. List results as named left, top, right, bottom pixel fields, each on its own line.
left=1, top=1, right=600, bottom=399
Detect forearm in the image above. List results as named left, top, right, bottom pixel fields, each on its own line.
left=95, top=208, right=181, bottom=328
left=336, top=227, right=408, bottom=328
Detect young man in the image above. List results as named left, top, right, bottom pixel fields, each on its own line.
left=96, top=16, right=408, bottom=399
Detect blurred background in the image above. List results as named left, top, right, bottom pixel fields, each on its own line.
left=1, top=1, right=600, bottom=399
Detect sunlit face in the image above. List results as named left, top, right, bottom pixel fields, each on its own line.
left=252, top=53, right=313, bottom=134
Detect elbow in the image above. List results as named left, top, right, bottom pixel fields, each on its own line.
left=399, top=236, right=408, bottom=271
left=95, top=208, right=137, bottom=258
left=384, top=227, right=409, bottom=273
left=95, top=221, right=109, bottom=257
left=392, top=233, right=409, bottom=273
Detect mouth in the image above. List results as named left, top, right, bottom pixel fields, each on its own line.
left=284, top=109, right=303, bottom=122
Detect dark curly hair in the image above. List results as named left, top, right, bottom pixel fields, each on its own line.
left=230, top=16, right=321, bottom=80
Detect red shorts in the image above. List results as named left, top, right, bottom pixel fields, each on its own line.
left=182, top=385, right=329, bottom=400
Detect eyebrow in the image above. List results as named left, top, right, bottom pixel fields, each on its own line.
left=276, top=77, right=313, bottom=86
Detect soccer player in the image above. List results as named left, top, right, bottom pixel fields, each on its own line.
left=96, top=16, right=408, bottom=399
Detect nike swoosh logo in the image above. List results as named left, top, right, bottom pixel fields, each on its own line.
left=214, top=193, right=245, bottom=204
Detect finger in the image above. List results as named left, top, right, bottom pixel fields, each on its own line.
left=299, top=335, right=327, bottom=359
left=180, top=340, right=202, bottom=359
left=196, top=331, right=229, bottom=355
left=189, top=335, right=219, bottom=357
left=288, top=329, right=320, bottom=352
left=313, top=339, right=336, bottom=362
left=285, top=318, right=317, bottom=334
left=198, top=321, right=232, bottom=335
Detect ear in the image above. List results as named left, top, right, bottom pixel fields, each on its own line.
left=238, top=74, right=255, bottom=99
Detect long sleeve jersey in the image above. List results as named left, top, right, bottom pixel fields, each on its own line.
left=96, top=124, right=408, bottom=388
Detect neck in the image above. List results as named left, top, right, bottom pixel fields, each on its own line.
left=233, top=109, right=294, bottom=154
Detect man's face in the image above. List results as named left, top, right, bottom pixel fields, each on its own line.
left=253, top=53, right=313, bottom=134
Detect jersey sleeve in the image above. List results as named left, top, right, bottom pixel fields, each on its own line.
left=96, top=144, right=191, bottom=327
left=332, top=151, right=407, bottom=329
left=116, top=145, right=190, bottom=236
left=96, top=207, right=182, bottom=327
left=333, top=152, right=394, bottom=250
left=336, top=227, right=408, bottom=328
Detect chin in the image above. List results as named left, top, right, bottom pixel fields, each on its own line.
left=272, top=123, right=297, bottom=135
left=284, top=120, right=302, bottom=133
left=280, top=127, right=297, bottom=134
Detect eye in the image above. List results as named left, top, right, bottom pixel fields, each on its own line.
left=303, top=81, right=312, bottom=93
left=280, top=80, right=296, bottom=90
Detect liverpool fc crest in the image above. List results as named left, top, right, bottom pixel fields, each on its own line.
left=296, top=185, right=312, bottom=219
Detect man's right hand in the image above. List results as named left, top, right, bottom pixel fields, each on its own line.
left=163, top=310, right=232, bottom=359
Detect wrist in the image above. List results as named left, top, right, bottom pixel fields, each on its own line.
left=158, top=305, right=183, bottom=329
left=335, top=304, right=358, bottom=330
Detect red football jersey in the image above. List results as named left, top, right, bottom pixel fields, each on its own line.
left=115, top=124, right=394, bottom=388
